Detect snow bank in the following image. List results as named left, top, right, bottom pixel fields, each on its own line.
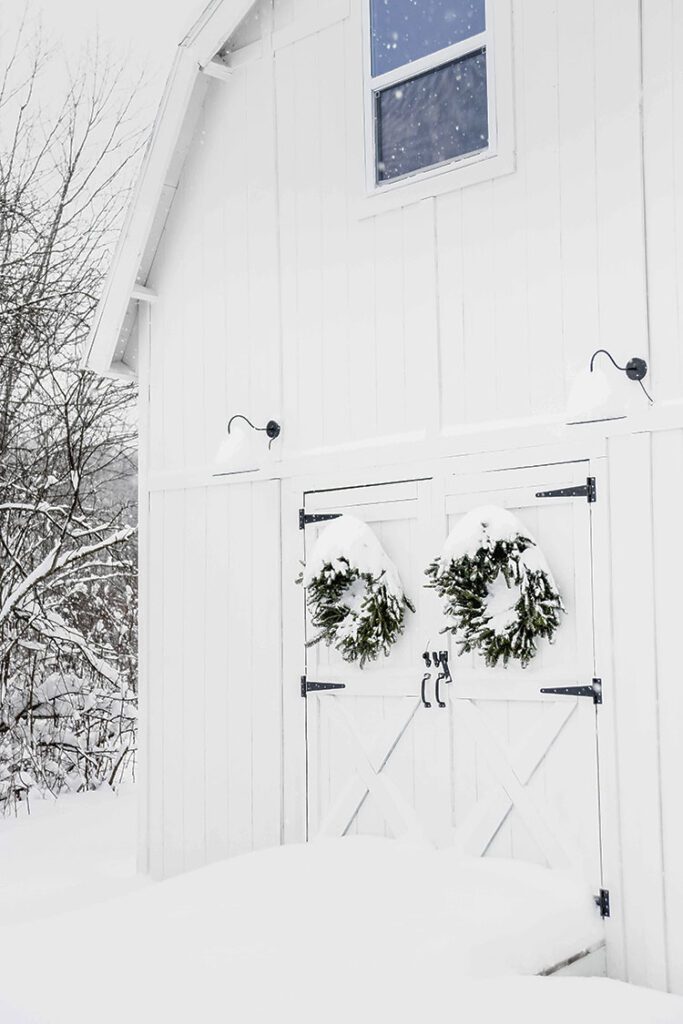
left=303, top=514, right=404, bottom=599
left=1, top=834, right=682, bottom=1023
left=0, top=784, right=145, bottom=925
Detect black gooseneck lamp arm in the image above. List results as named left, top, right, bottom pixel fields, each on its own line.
left=589, top=349, right=653, bottom=403
left=227, top=414, right=282, bottom=449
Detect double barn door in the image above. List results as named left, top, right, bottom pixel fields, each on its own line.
left=301, top=465, right=603, bottom=889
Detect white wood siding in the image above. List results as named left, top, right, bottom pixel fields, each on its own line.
left=139, top=0, right=683, bottom=996
left=144, top=480, right=282, bottom=878
left=146, top=0, right=683, bottom=477
left=604, top=429, right=683, bottom=993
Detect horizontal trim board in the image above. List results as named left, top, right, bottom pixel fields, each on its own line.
left=146, top=403, right=683, bottom=494
left=306, top=480, right=420, bottom=509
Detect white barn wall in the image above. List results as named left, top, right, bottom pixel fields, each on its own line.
left=642, top=0, right=683, bottom=403
left=602, top=427, right=683, bottom=992
left=136, top=0, right=683, bottom=994
left=144, top=480, right=282, bottom=878
left=147, top=0, right=662, bottom=478
left=143, top=0, right=683, bottom=481
left=650, top=429, right=683, bottom=993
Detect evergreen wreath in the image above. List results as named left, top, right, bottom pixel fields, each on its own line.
left=299, top=515, right=414, bottom=668
left=425, top=506, right=564, bottom=668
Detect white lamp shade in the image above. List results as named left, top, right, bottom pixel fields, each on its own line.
left=214, top=419, right=260, bottom=474
left=213, top=417, right=279, bottom=474
left=566, top=364, right=643, bottom=423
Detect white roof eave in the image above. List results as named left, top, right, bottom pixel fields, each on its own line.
left=82, top=0, right=256, bottom=376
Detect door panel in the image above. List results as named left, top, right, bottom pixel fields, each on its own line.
left=440, top=464, right=601, bottom=887
left=302, top=464, right=603, bottom=890
left=303, top=480, right=452, bottom=845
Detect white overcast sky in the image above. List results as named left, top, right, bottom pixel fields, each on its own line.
left=4, top=0, right=205, bottom=97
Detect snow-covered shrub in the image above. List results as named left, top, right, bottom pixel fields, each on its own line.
left=0, top=541, right=138, bottom=813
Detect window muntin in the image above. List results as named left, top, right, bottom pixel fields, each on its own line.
left=368, top=0, right=491, bottom=187
left=370, top=0, right=486, bottom=76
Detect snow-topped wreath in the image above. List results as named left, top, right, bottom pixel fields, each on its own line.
left=425, top=506, right=564, bottom=668
left=299, top=515, right=414, bottom=668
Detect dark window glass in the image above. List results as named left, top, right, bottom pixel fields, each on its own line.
left=375, top=49, right=488, bottom=182
left=371, top=0, right=485, bottom=76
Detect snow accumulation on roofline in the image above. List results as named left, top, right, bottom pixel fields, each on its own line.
left=82, top=0, right=255, bottom=379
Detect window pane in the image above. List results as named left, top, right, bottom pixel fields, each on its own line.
left=371, top=0, right=485, bottom=76
left=376, top=49, right=488, bottom=182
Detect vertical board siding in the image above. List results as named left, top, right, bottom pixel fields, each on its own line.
left=556, top=0, right=600, bottom=385
left=607, top=433, right=667, bottom=990
left=642, top=0, right=683, bottom=402
left=519, top=0, right=564, bottom=418
left=605, top=427, right=683, bottom=994
left=140, top=0, right=683, bottom=994
left=204, top=487, right=231, bottom=862
left=146, top=481, right=282, bottom=877
left=651, top=430, right=683, bottom=994
left=149, top=60, right=280, bottom=476
left=593, top=0, right=648, bottom=363
left=147, top=0, right=664, bottom=472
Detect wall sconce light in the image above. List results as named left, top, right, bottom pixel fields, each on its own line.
left=227, top=414, right=281, bottom=447
left=589, top=349, right=652, bottom=402
left=567, top=348, right=653, bottom=423
left=214, top=414, right=282, bottom=474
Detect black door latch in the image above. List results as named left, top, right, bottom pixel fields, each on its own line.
left=421, top=651, right=451, bottom=708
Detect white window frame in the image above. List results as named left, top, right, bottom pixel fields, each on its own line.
left=359, top=0, right=515, bottom=218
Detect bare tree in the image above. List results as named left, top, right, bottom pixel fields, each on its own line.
left=0, top=13, right=146, bottom=810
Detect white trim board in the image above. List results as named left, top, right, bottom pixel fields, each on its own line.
left=145, top=402, right=683, bottom=496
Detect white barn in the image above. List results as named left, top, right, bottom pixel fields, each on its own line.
left=85, top=0, right=683, bottom=995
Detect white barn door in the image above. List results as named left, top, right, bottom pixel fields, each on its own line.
left=301, top=480, right=452, bottom=845
left=440, top=464, right=602, bottom=888
left=301, top=465, right=603, bottom=891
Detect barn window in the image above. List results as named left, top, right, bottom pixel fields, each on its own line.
left=368, top=0, right=491, bottom=186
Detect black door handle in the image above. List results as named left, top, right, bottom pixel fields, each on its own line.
left=435, top=672, right=446, bottom=708
left=421, top=672, right=432, bottom=709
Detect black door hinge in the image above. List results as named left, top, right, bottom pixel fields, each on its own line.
left=301, top=676, right=346, bottom=698
left=535, top=477, right=596, bottom=503
left=540, top=678, right=602, bottom=705
left=595, top=888, right=611, bottom=919
left=299, top=509, right=342, bottom=530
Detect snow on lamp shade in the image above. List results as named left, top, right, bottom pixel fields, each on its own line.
left=567, top=350, right=652, bottom=424
left=566, top=365, right=618, bottom=423
left=214, top=420, right=256, bottom=473
left=213, top=415, right=281, bottom=474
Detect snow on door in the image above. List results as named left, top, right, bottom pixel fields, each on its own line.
left=301, top=466, right=602, bottom=889
left=302, top=481, right=452, bottom=846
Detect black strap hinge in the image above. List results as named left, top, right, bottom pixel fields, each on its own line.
left=535, top=477, right=596, bottom=503
left=299, top=509, right=342, bottom=530
left=540, top=678, right=602, bottom=705
left=301, top=676, right=346, bottom=697
left=595, top=888, right=611, bottom=919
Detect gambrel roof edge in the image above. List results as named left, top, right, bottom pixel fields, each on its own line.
left=82, top=0, right=255, bottom=377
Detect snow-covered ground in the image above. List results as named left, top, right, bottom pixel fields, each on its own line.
left=0, top=791, right=682, bottom=1023
left=0, top=785, right=146, bottom=926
